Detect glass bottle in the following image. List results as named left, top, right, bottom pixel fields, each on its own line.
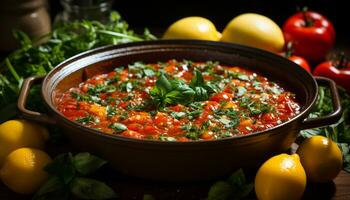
left=55, top=0, right=113, bottom=24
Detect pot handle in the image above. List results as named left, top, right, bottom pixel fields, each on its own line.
left=300, top=76, right=342, bottom=130
left=17, top=76, right=56, bottom=125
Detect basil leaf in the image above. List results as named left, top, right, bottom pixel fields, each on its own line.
left=207, top=181, right=233, bottom=200
left=159, top=135, right=177, bottom=141
left=72, top=153, right=107, bottom=175
left=236, top=86, right=246, bottom=97
left=109, top=122, right=128, bottom=133
left=269, top=87, right=281, bottom=95
left=193, top=86, right=208, bottom=101
left=70, top=177, right=117, bottom=200
left=156, top=73, right=172, bottom=94
left=44, top=153, right=76, bottom=184
left=237, top=74, right=249, bottom=81
left=170, top=112, right=186, bottom=119
left=190, top=70, right=204, bottom=87
left=33, top=176, right=70, bottom=200
left=170, top=80, right=195, bottom=104
left=205, top=82, right=221, bottom=94
left=227, top=168, right=246, bottom=187
left=143, top=68, right=155, bottom=77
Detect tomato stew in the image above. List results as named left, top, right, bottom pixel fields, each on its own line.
left=56, top=60, right=300, bottom=141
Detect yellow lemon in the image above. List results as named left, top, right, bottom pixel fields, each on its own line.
left=163, top=17, right=221, bottom=41
left=255, top=153, right=306, bottom=200
left=221, top=13, right=285, bottom=52
left=0, top=119, right=49, bottom=165
left=297, top=135, right=343, bottom=183
left=0, top=147, right=52, bottom=194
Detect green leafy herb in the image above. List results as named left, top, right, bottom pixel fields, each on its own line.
left=109, top=122, right=128, bottom=133
left=150, top=74, right=195, bottom=108
left=170, top=111, right=187, bottom=119
left=159, top=135, right=177, bottom=141
left=72, top=153, right=107, bottom=175
left=236, top=86, right=247, bottom=97
left=34, top=152, right=116, bottom=200
left=70, top=177, right=117, bottom=200
left=0, top=11, right=155, bottom=123
left=76, top=116, right=95, bottom=125
left=207, top=169, right=253, bottom=200
left=182, top=125, right=202, bottom=140
left=128, top=61, right=155, bottom=78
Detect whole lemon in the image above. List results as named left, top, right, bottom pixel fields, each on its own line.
left=255, top=153, right=306, bottom=200
left=297, top=135, right=343, bottom=183
left=221, top=13, right=285, bottom=52
left=0, top=119, right=49, bottom=165
left=163, top=17, right=221, bottom=41
left=0, top=147, right=52, bottom=194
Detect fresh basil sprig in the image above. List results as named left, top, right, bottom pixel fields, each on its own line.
left=150, top=70, right=220, bottom=109
left=150, top=73, right=195, bottom=108
left=33, top=152, right=117, bottom=200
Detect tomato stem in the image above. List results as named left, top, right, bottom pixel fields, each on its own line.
left=336, top=52, right=348, bottom=69
left=300, top=7, right=314, bottom=27
left=285, top=42, right=294, bottom=58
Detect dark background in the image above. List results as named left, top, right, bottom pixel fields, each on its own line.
left=51, top=0, right=349, bottom=45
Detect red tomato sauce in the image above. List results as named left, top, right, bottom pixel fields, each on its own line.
left=56, top=60, right=300, bottom=141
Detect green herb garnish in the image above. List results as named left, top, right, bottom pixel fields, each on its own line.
left=0, top=11, right=155, bottom=123
left=109, top=122, right=128, bottom=133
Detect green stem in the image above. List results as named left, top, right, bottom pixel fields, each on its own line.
left=97, top=30, right=143, bottom=41
left=336, top=52, right=348, bottom=69
left=5, top=58, right=21, bottom=83
left=0, top=73, right=19, bottom=93
left=301, top=7, right=314, bottom=27
left=317, top=87, right=325, bottom=111
left=285, top=42, right=294, bottom=58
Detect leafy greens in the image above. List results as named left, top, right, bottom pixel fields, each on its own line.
left=0, top=12, right=156, bottom=123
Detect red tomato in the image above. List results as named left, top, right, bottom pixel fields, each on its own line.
left=313, top=54, right=350, bottom=93
left=288, top=55, right=311, bottom=72
left=283, top=10, right=335, bottom=62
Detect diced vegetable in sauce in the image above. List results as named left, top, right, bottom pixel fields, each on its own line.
left=56, top=60, right=300, bottom=141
